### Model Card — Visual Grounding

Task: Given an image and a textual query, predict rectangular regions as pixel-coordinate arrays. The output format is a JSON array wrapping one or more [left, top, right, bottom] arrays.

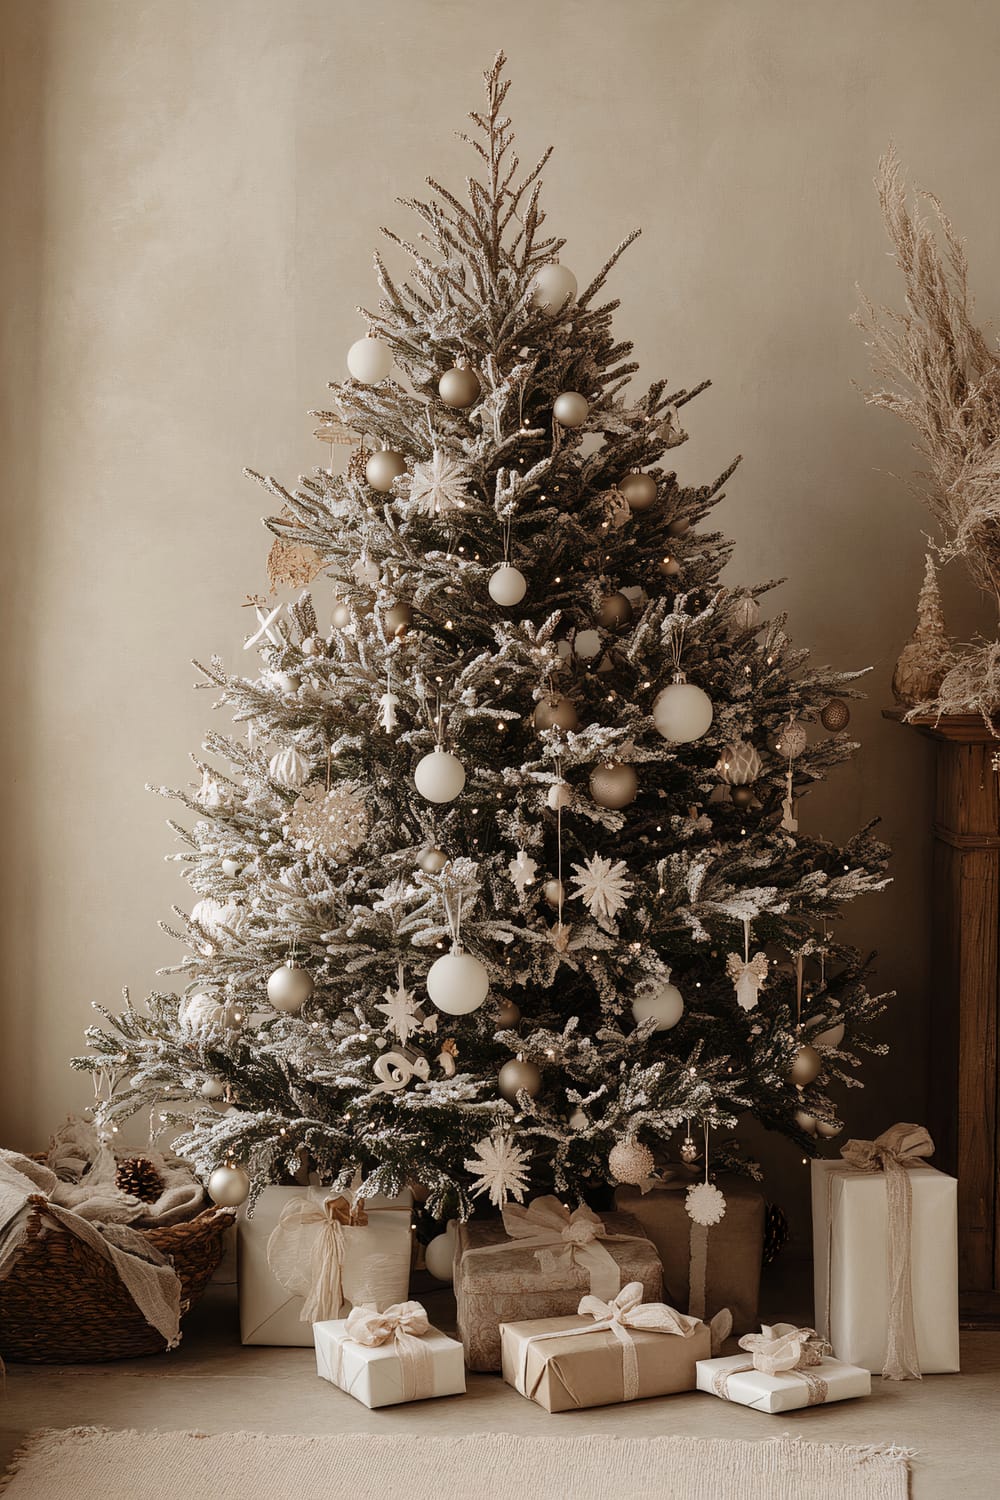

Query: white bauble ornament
[[553, 391, 589, 428], [221, 858, 243, 878], [200, 1076, 226, 1101], [417, 846, 448, 874], [191, 898, 246, 943], [631, 980, 684, 1031], [609, 1138, 655, 1185], [652, 679, 714, 742], [488, 564, 527, 606], [268, 746, 311, 788], [266, 961, 314, 1014], [530, 263, 577, 314], [574, 628, 602, 660], [207, 1163, 251, 1207], [414, 749, 466, 803], [568, 1107, 588, 1130], [814, 1016, 846, 1049], [365, 449, 407, 493], [347, 335, 392, 383], [426, 946, 489, 1015], [300, 636, 318, 655], [424, 1221, 458, 1282], [547, 780, 574, 811], [178, 991, 233, 1040]]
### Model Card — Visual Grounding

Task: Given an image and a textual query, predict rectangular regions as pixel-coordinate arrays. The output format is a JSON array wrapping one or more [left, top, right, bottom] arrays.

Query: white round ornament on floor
[[426, 946, 489, 1014], [267, 962, 314, 1014], [631, 980, 684, 1031], [553, 391, 589, 428], [424, 1221, 458, 1282], [652, 679, 714, 742], [414, 749, 466, 803], [531, 263, 577, 314], [208, 1163, 251, 1207], [488, 564, 527, 606], [347, 335, 392, 383]]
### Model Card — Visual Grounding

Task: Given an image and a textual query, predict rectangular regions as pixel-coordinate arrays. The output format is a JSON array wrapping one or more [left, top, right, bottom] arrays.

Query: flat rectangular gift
[[614, 1175, 764, 1331], [239, 1185, 412, 1347], [315, 1309, 465, 1409], [696, 1352, 871, 1413], [811, 1133, 960, 1375], [455, 1196, 661, 1372]]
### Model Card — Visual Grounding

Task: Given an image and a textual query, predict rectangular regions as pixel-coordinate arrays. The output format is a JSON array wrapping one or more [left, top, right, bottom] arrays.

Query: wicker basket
[[0, 1194, 235, 1362]]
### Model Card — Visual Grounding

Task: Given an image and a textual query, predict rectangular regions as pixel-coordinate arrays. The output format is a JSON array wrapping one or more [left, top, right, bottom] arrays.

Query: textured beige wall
[[2, 0, 996, 1230]]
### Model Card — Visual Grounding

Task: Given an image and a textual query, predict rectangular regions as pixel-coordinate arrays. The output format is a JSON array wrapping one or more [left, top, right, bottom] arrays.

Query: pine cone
[[763, 1201, 789, 1265], [115, 1155, 164, 1204]]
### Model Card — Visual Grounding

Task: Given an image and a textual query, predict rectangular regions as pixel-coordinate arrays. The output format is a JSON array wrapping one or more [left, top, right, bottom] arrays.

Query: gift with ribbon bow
[[500, 1282, 727, 1412], [456, 1195, 662, 1371], [314, 1299, 465, 1409], [695, 1322, 871, 1414], [237, 1184, 412, 1346], [811, 1123, 959, 1378]]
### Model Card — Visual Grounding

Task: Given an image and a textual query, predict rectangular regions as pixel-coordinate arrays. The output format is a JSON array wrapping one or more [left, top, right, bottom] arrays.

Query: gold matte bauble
[[619, 472, 658, 512], [597, 591, 633, 630], [533, 694, 579, 733], [384, 601, 412, 636], [668, 516, 690, 538], [496, 999, 521, 1027], [731, 785, 754, 808], [590, 761, 638, 809], [552, 391, 589, 428], [658, 553, 681, 577], [331, 602, 352, 629], [417, 846, 448, 874], [365, 449, 407, 493], [207, 1163, 251, 1207], [788, 1043, 823, 1087], [498, 1057, 542, 1102], [266, 962, 315, 1014], [793, 1109, 818, 1135], [542, 878, 565, 908], [438, 364, 481, 409], [821, 698, 851, 732]]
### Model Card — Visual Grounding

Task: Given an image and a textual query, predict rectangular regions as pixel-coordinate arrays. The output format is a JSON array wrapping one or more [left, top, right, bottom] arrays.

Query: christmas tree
[[75, 55, 890, 1220]]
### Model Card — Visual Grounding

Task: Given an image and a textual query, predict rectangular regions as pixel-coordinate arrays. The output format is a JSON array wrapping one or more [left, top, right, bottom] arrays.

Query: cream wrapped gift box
[[314, 1302, 465, 1409], [811, 1125, 959, 1377], [697, 1323, 870, 1413], [238, 1185, 412, 1347]]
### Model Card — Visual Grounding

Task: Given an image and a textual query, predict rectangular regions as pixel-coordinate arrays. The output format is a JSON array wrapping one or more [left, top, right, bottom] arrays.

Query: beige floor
[[1, 1269, 997, 1499]]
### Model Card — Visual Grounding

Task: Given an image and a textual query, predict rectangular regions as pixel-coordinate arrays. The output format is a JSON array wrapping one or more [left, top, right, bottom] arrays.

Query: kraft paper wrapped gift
[[811, 1124, 959, 1377], [615, 1174, 764, 1331], [500, 1282, 713, 1413], [238, 1185, 412, 1347], [314, 1300, 465, 1409], [456, 1196, 662, 1372]]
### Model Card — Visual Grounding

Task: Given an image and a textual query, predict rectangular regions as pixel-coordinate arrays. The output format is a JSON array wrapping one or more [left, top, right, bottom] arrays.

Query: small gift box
[[696, 1324, 871, 1413], [500, 1282, 715, 1413], [238, 1185, 412, 1346], [456, 1195, 662, 1372], [314, 1300, 466, 1409], [615, 1173, 764, 1331], [811, 1123, 959, 1377]]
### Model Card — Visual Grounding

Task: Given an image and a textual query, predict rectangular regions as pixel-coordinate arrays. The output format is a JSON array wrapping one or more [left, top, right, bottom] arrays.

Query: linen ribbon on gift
[[333, 1301, 435, 1403], [713, 1323, 831, 1406], [828, 1123, 935, 1381], [648, 1164, 715, 1319], [516, 1282, 702, 1404], [463, 1195, 649, 1302], [266, 1193, 369, 1323]]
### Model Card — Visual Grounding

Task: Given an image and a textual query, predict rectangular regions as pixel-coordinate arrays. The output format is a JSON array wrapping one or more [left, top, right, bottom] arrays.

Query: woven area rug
[[0, 1427, 911, 1499]]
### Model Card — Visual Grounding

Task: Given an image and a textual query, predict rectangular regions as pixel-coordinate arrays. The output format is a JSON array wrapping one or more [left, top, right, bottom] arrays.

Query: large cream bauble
[[619, 472, 658, 512], [530, 263, 577, 314], [207, 1164, 251, 1207], [347, 335, 392, 383], [438, 365, 481, 409], [426, 947, 489, 1015], [266, 962, 315, 1014], [652, 681, 714, 742], [414, 749, 466, 803], [574, 628, 602, 660], [424, 1221, 458, 1282], [788, 1043, 822, 1087], [488, 564, 527, 606], [498, 1057, 542, 1101], [631, 980, 684, 1031], [553, 391, 589, 428], [365, 449, 407, 493], [590, 761, 638, 809]]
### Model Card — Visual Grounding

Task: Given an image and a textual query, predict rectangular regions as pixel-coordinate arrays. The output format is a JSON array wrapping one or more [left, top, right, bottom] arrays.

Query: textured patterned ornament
[[821, 698, 851, 732], [589, 761, 638, 809], [178, 991, 238, 1041], [408, 450, 471, 516], [268, 746, 311, 788], [190, 898, 246, 943], [775, 718, 807, 758], [286, 780, 369, 860], [608, 1137, 655, 1185], [686, 1180, 727, 1227], [715, 740, 762, 785], [604, 486, 632, 529], [679, 1135, 699, 1165], [730, 595, 761, 633]]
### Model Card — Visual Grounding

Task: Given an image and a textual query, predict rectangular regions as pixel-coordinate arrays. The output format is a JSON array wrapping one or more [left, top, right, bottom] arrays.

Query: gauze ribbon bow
[[266, 1192, 367, 1324], [835, 1123, 934, 1381], [488, 1195, 640, 1302], [340, 1300, 434, 1403], [713, 1323, 831, 1407]]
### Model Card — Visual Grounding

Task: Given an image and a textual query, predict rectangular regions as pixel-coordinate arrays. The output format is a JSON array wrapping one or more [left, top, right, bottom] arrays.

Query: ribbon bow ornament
[[267, 1191, 374, 1324], [340, 1300, 434, 1403]]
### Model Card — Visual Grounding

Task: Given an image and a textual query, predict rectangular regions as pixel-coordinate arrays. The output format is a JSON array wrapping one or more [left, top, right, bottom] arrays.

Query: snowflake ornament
[[686, 1180, 727, 1227], [569, 854, 633, 925], [286, 780, 369, 861], [407, 450, 471, 517], [509, 849, 538, 898], [465, 1131, 532, 1208], [375, 970, 424, 1045]]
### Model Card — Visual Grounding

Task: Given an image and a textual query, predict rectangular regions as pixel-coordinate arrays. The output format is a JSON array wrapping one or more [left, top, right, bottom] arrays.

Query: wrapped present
[[455, 1195, 661, 1372], [615, 1172, 764, 1330], [315, 1300, 465, 1408], [500, 1281, 715, 1412], [811, 1123, 959, 1378], [697, 1323, 871, 1413], [238, 1185, 412, 1346]]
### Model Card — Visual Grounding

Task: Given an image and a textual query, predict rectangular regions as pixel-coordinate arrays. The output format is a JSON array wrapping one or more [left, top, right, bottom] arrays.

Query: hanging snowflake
[[464, 1131, 532, 1208], [508, 849, 538, 898], [286, 780, 369, 861], [407, 450, 471, 517], [725, 951, 769, 1011], [569, 854, 633, 925], [686, 1180, 727, 1227], [375, 970, 424, 1044]]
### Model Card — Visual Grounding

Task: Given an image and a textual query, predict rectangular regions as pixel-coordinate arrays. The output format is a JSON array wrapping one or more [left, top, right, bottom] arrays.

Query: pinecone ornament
[[763, 1201, 789, 1265], [115, 1155, 164, 1204], [892, 553, 953, 706]]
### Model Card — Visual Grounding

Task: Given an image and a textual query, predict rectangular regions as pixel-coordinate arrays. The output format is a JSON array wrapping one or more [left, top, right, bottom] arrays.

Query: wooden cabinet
[[889, 712, 1000, 1325]]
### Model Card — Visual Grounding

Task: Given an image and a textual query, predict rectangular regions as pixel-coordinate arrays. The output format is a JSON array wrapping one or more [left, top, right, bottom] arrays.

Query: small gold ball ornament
[[496, 999, 521, 1027], [821, 698, 851, 732], [384, 601, 412, 636], [658, 553, 681, 577], [589, 760, 638, 809], [788, 1042, 823, 1087], [498, 1057, 542, 1101], [417, 846, 448, 874], [597, 592, 633, 630], [619, 472, 658, 512], [668, 516, 690, 538], [552, 391, 589, 428], [365, 449, 407, 494], [438, 363, 481, 409], [533, 694, 579, 733]]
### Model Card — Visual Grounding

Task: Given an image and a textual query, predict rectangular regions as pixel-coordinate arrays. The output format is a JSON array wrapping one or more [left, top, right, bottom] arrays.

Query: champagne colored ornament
[[533, 694, 579, 732], [488, 564, 527, 606], [417, 846, 448, 874], [597, 591, 633, 630], [200, 1076, 226, 1101], [658, 553, 682, 577], [788, 1042, 822, 1087], [346, 334, 392, 383], [608, 1137, 655, 1185], [816, 1118, 842, 1139], [631, 979, 684, 1031], [498, 1056, 542, 1101], [774, 718, 807, 758], [731, 785, 754, 809], [589, 760, 638, 809], [573, 627, 602, 660], [814, 1015, 845, 1049], [716, 740, 762, 785], [331, 601, 352, 629], [553, 391, 589, 428], [652, 677, 714, 742], [668, 516, 691, 538], [414, 749, 466, 803], [569, 1106, 588, 1130], [300, 636, 318, 656], [496, 998, 521, 1027], [426, 945, 489, 1015], [365, 449, 407, 493], [438, 363, 481, 409], [821, 698, 851, 732], [547, 779, 573, 811], [267, 961, 315, 1014], [207, 1163, 251, 1207], [384, 601, 412, 636], [268, 746, 311, 788], [530, 262, 577, 314], [542, 878, 565, 908], [424, 1221, 458, 1281], [619, 472, 658, 512], [794, 1109, 818, 1135]]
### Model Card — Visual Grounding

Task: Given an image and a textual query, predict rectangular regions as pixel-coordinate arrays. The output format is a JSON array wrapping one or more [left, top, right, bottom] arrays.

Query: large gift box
[[697, 1326, 871, 1413], [315, 1300, 465, 1408], [615, 1174, 764, 1330], [811, 1124, 959, 1377], [455, 1195, 662, 1372], [500, 1282, 712, 1412], [238, 1185, 412, 1346]]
